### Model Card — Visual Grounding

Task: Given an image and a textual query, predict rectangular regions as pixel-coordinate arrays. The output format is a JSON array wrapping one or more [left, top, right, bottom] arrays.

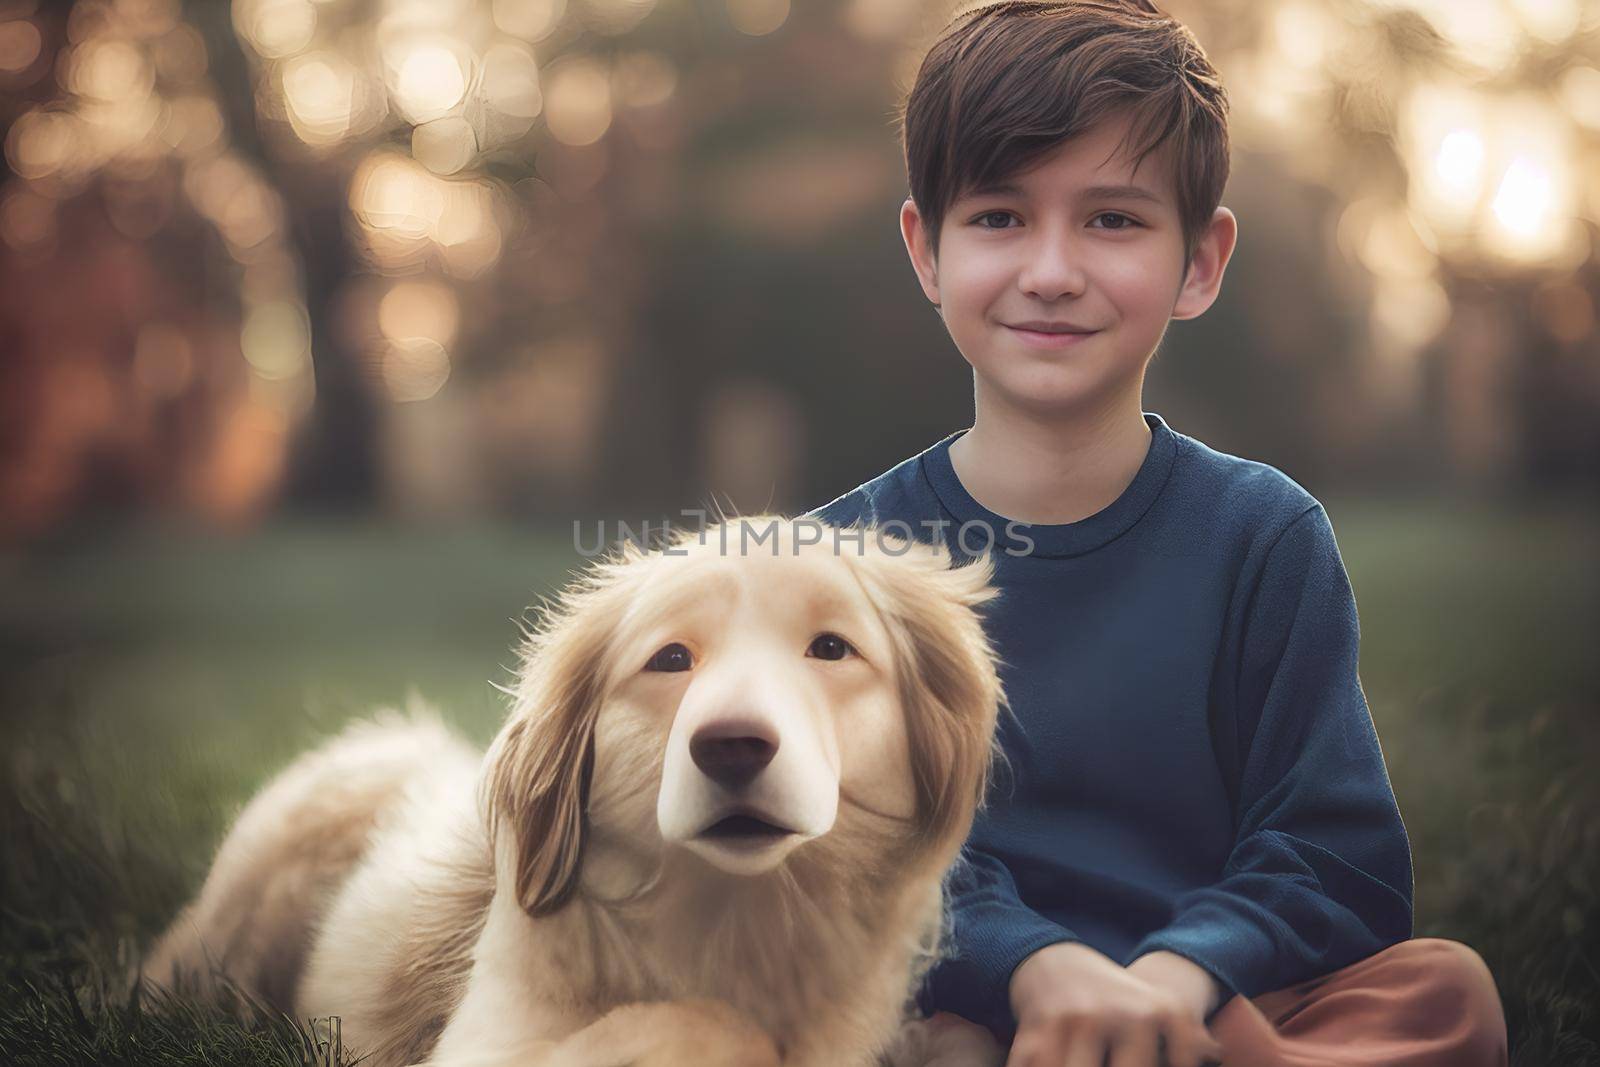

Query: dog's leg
[[880, 1014, 1006, 1067], [424, 997, 779, 1067], [542, 1000, 782, 1067], [424, 890, 594, 1067]]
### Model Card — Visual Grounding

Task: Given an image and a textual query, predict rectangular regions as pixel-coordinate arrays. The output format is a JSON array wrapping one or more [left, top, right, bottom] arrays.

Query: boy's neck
[[946, 393, 1153, 526]]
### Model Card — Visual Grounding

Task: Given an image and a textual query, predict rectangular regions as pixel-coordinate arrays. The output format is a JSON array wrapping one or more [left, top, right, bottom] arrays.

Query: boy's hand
[[1124, 951, 1226, 1023], [1006, 943, 1224, 1067]]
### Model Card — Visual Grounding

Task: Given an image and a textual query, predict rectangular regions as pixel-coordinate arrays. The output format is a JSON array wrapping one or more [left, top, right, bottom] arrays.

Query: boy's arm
[[1133, 503, 1414, 1004], [921, 847, 1080, 1038]]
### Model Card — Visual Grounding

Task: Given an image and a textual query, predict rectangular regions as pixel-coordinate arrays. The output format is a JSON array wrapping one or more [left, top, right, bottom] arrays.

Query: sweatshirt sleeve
[[1133, 504, 1414, 1005], [919, 847, 1080, 1039]]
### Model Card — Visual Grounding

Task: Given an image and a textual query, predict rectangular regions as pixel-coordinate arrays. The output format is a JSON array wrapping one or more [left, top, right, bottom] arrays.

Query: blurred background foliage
[[0, 0, 1597, 524], [1, 0, 1597, 1063]]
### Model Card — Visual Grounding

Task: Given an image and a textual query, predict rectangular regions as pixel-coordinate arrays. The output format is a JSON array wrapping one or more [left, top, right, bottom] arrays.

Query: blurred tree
[[1161, 0, 1600, 489], [1, 0, 1596, 538], [185, 0, 377, 506]]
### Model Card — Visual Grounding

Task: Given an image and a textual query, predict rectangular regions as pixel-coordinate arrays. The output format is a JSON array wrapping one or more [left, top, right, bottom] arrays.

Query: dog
[[141, 516, 1006, 1066]]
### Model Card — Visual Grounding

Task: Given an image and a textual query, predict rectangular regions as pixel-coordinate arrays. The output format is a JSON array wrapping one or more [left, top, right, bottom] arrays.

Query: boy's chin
[[969, 362, 1118, 415]]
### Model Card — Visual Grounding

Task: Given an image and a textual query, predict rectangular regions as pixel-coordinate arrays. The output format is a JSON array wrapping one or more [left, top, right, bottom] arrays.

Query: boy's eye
[[1092, 212, 1138, 230], [973, 210, 1018, 229]]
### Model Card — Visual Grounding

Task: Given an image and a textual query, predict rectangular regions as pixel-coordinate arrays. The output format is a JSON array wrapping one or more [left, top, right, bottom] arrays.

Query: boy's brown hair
[[900, 0, 1230, 265]]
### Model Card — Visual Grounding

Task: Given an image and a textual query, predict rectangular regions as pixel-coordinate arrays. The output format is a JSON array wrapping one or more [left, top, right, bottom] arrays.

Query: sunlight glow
[[1371, 0, 1521, 72], [391, 42, 467, 124], [1435, 130, 1486, 202], [1505, 0, 1581, 43], [1403, 85, 1488, 229], [1491, 156, 1553, 237]]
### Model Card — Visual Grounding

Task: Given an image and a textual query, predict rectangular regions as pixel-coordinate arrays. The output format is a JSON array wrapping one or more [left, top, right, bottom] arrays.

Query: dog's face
[[485, 517, 1002, 913], [605, 530, 922, 877]]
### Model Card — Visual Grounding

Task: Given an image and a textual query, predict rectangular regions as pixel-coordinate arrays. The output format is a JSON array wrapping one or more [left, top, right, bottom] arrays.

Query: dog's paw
[[880, 1013, 1005, 1067], [546, 998, 781, 1067]]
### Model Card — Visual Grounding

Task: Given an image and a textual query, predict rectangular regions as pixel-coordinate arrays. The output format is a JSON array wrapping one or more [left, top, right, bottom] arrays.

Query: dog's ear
[[849, 530, 1005, 853], [483, 553, 646, 917]]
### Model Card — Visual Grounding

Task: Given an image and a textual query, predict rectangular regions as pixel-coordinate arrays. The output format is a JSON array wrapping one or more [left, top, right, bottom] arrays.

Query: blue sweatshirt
[[805, 412, 1412, 1040]]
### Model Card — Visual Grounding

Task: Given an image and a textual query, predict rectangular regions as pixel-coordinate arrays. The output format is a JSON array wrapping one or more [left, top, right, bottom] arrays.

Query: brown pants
[[1208, 938, 1507, 1067]]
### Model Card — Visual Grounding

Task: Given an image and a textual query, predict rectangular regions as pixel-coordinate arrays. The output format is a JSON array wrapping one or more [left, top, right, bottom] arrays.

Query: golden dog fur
[[142, 517, 1004, 1066]]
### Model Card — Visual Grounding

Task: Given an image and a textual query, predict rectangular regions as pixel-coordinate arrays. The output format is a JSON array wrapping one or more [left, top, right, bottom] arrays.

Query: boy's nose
[[1018, 234, 1087, 300]]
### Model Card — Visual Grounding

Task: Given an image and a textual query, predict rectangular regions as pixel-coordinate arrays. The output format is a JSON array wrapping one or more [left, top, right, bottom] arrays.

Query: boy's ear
[[1172, 206, 1238, 321], [899, 197, 943, 308]]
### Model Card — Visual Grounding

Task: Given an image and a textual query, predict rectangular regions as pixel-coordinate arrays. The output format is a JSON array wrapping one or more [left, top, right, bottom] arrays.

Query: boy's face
[[900, 111, 1236, 420]]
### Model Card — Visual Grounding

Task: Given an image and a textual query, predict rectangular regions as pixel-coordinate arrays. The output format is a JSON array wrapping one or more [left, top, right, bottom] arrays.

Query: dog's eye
[[645, 643, 694, 672], [807, 633, 855, 661]]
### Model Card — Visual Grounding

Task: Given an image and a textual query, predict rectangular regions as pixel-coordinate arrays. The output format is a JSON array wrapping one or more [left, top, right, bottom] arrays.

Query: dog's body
[[143, 518, 1005, 1067]]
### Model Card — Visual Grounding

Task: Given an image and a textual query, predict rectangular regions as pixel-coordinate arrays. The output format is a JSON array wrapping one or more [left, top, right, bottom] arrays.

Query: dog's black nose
[[690, 720, 778, 788]]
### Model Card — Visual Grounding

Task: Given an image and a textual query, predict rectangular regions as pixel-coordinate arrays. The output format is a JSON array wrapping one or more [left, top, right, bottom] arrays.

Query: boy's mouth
[[1007, 318, 1097, 333], [1004, 323, 1100, 348]]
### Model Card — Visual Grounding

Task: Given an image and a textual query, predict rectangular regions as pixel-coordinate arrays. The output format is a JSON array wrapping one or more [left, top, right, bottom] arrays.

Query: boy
[[806, 3, 1507, 1065]]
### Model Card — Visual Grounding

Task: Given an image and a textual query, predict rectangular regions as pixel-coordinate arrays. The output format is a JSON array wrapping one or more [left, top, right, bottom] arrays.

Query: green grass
[[1325, 496, 1600, 1065], [1, 502, 1596, 1065]]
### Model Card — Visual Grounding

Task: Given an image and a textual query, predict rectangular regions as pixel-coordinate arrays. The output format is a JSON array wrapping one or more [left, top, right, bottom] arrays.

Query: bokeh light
[[349, 150, 504, 277], [493, 0, 566, 42], [480, 43, 542, 143], [282, 51, 360, 146], [241, 300, 312, 381], [412, 116, 477, 175], [0, 17, 43, 75], [727, 0, 789, 36], [382, 335, 451, 402], [844, 0, 923, 41], [378, 277, 460, 348], [389, 41, 468, 124], [611, 50, 676, 108], [235, 0, 317, 60], [5, 110, 81, 182], [1561, 66, 1600, 131], [543, 55, 612, 145], [580, 0, 656, 36]]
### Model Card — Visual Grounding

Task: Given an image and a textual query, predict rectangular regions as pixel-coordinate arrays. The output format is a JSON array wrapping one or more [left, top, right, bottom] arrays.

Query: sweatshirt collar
[[920, 411, 1180, 559]]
